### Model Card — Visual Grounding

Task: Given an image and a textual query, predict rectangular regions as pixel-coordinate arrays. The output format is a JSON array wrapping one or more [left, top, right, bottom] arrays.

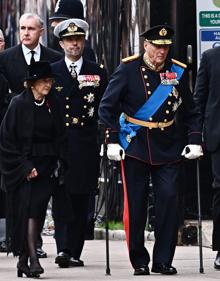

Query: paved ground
[[0, 235, 219, 281]]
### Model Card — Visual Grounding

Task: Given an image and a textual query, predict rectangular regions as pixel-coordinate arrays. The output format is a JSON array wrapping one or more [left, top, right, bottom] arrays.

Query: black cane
[[196, 159, 204, 273], [103, 141, 111, 275]]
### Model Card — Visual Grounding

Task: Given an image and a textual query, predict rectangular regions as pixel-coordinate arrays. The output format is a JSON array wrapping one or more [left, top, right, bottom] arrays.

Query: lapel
[[13, 45, 28, 71], [40, 44, 47, 60]]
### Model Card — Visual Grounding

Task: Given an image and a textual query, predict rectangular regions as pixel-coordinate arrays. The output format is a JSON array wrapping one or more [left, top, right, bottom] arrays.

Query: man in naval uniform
[[98, 25, 203, 275], [51, 18, 107, 268]]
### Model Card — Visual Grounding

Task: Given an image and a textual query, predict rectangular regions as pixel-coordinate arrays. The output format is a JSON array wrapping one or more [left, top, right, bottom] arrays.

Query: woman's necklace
[[34, 97, 45, 107]]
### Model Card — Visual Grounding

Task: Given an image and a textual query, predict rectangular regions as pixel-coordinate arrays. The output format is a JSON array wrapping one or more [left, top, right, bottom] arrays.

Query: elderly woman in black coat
[[0, 61, 66, 278]]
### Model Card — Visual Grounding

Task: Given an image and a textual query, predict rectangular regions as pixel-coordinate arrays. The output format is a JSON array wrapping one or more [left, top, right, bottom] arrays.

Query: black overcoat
[[0, 89, 66, 191], [0, 44, 62, 95], [0, 73, 9, 218], [194, 46, 220, 152]]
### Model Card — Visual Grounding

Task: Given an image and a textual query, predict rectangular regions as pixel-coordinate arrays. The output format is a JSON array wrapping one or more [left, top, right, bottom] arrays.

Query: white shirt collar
[[22, 44, 41, 64], [65, 56, 83, 75]]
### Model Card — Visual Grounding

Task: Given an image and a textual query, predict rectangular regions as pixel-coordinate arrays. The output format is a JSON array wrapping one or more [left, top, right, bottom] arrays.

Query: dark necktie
[[30, 50, 35, 64], [69, 63, 77, 79]]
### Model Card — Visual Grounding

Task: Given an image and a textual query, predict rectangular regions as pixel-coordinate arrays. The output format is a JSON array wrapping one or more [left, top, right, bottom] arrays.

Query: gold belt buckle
[[71, 117, 79, 124], [157, 122, 164, 128]]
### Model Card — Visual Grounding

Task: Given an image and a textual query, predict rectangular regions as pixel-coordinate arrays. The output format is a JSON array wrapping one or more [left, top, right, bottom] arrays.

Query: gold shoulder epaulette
[[171, 58, 187, 69], [122, 54, 140, 63]]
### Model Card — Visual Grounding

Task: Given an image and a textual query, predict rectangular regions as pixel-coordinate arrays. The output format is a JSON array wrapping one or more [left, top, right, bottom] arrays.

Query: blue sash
[[119, 63, 184, 150]]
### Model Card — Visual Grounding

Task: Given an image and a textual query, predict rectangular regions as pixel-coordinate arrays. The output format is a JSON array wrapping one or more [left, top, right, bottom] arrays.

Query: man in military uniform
[[99, 25, 203, 275], [51, 18, 107, 268]]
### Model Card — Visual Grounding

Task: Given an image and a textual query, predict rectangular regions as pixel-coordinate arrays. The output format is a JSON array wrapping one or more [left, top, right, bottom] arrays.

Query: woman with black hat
[[0, 61, 67, 278]]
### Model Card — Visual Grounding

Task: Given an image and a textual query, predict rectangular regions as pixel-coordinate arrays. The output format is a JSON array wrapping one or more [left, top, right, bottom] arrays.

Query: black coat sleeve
[[0, 98, 34, 190]]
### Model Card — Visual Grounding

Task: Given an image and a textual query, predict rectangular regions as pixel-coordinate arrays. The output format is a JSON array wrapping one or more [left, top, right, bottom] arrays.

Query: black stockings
[[27, 218, 38, 259]]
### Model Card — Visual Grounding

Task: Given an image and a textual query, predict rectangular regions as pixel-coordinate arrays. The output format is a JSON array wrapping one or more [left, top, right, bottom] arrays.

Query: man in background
[[49, 0, 96, 62], [0, 28, 8, 253], [193, 45, 220, 270], [0, 13, 62, 96], [0, 29, 5, 51]]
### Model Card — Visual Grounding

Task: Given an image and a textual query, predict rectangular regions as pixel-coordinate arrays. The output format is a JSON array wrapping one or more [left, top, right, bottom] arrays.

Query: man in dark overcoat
[[99, 25, 203, 275], [0, 73, 9, 252], [0, 13, 62, 96], [194, 46, 220, 270], [51, 18, 107, 267]]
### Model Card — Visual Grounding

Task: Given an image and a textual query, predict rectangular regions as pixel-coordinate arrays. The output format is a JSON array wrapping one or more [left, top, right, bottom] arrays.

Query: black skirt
[[6, 175, 58, 255]]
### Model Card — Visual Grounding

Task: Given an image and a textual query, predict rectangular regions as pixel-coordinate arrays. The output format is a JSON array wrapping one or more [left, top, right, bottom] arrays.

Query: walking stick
[[103, 141, 111, 275], [196, 159, 204, 273]]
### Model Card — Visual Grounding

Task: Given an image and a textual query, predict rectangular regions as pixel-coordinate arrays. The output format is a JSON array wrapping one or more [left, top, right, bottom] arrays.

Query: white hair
[[19, 13, 44, 28]]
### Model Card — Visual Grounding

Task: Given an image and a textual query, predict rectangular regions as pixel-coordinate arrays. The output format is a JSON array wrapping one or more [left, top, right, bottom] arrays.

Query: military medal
[[78, 75, 100, 89], [55, 86, 63, 92], [160, 71, 179, 85]]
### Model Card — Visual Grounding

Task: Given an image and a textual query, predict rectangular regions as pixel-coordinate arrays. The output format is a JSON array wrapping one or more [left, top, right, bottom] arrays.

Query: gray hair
[[0, 29, 4, 40], [19, 13, 44, 28]]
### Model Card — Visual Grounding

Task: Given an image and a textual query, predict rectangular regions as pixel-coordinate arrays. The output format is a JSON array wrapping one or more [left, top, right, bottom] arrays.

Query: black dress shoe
[[151, 263, 177, 275], [55, 252, 70, 268], [17, 254, 31, 277], [214, 252, 220, 270], [134, 266, 150, 275], [29, 257, 44, 276], [36, 247, 47, 258], [69, 257, 84, 267]]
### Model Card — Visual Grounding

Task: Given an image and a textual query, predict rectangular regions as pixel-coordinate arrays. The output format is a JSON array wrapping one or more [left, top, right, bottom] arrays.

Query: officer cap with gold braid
[[140, 25, 174, 45], [54, 18, 89, 39]]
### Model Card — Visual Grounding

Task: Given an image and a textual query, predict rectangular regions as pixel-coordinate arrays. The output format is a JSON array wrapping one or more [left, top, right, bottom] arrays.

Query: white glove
[[107, 143, 125, 161], [181, 144, 203, 160]]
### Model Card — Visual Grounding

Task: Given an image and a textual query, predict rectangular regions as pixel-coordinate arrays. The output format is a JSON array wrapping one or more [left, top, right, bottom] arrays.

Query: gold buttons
[[66, 105, 70, 109], [168, 101, 171, 105], [65, 97, 69, 100], [166, 110, 169, 114], [83, 105, 87, 109], [169, 93, 172, 97], [65, 114, 69, 118], [72, 118, 78, 124], [144, 75, 148, 79], [149, 117, 153, 121], [146, 83, 150, 86], [142, 67, 146, 71], [164, 119, 167, 122], [148, 91, 151, 95], [81, 122, 84, 126], [82, 115, 85, 118], [65, 122, 70, 127]]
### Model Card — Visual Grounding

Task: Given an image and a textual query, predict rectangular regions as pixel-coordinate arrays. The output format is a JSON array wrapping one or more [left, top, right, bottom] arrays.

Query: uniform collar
[[143, 53, 165, 72], [65, 56, 83, 75]]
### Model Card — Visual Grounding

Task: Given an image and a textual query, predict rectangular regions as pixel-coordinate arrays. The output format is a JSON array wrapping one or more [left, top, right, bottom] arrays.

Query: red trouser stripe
[[121, 160, 130, 248]]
